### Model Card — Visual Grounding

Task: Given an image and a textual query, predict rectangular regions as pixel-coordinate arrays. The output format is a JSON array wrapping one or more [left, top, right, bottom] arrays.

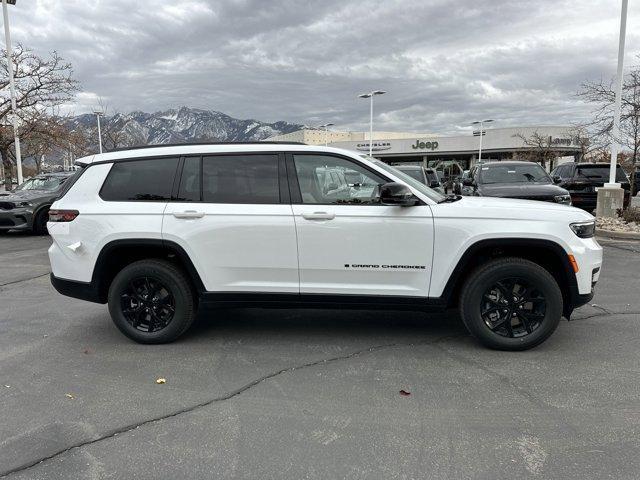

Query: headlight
[[570, 221, 595, 238], [16, 201, 32, 208], [554, 194, 572, 205]]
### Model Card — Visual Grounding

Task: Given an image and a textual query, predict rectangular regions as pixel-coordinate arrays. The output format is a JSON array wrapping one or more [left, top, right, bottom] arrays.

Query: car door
[[288, 152, 434, 297], [162, 153, 299, 293]]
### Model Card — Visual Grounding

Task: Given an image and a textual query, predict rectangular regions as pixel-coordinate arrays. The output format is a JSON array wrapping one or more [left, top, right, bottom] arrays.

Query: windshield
[[576, 165, 628, 182], [396, 168, 426, 184], [15, 176, 66, 191], [372, 160, 445, 202], [479, 163, 551, 185]]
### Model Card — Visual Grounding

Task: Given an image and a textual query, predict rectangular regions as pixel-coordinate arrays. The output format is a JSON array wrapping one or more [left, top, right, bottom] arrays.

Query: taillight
[[48, 209, 79, 222]]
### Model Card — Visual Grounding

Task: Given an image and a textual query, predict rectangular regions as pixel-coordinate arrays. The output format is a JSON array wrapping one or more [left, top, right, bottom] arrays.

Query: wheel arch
[[92, 239, 205, 303], [440, 238, 578, 318]]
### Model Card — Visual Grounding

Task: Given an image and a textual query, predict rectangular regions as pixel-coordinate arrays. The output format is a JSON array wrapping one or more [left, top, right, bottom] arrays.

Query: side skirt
[[200, 292, 447, 312]]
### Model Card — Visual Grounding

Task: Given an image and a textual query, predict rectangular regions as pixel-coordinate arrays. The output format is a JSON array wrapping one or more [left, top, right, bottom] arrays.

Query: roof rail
[[107, 141, 306, 153]]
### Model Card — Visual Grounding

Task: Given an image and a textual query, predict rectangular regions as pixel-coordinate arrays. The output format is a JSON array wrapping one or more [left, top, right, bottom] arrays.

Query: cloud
[[6, 0, 640, 134]]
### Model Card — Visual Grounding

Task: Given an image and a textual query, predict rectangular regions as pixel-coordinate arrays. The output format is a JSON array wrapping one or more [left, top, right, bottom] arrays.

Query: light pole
[[94, 111, 104, 154], [358, 90, 386, 157], [2, 0, 23, 185], [471, 119, 494, 164], [596, 0, 627, 217], [608, 0, 628, 186], [319, 123, 334, 146]]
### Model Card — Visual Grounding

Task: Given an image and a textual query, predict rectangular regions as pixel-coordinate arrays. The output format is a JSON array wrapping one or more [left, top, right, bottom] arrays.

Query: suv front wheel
[[108, 259, 196, 344], [460, 257, 563, 351]]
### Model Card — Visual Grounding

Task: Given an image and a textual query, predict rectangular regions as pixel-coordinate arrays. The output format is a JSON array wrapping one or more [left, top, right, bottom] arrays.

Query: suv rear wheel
[[108, 259, 196, 344], [459, 257, 563, 351]]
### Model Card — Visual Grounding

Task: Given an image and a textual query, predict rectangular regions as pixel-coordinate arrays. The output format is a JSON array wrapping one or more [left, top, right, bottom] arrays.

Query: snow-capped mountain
[[69, 106, 303, 148]]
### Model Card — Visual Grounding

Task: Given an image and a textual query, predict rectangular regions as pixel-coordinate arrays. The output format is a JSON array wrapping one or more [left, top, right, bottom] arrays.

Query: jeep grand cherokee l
[[48, 143, 602, 350]]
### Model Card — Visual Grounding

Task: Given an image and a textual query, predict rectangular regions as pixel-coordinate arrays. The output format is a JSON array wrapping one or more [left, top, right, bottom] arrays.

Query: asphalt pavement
[[0, 232, 639, 479]]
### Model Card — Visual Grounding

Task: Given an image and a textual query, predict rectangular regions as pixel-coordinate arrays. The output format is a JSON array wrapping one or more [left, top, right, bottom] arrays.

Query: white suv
[[48, 143, 602, 350]]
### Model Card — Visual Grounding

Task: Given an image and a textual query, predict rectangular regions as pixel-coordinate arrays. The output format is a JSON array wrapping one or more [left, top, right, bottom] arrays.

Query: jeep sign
[[411, 139, 439, 150]]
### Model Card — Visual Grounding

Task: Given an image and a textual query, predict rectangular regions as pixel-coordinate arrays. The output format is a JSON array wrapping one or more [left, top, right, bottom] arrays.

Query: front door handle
[[302, 211, 335, 220], [173, 210, 205, 219]]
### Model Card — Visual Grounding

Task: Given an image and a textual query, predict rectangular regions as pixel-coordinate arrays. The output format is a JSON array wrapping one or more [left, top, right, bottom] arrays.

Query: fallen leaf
[[156, 378, 166, 384], [65, 393, 75, 399], [399, 389, 411, 396], [83, 348, 91, 354]]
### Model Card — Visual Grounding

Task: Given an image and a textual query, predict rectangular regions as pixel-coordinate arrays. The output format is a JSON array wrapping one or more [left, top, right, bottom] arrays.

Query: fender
[[439, 238, 579, 317], [91, 238, 206, 302]]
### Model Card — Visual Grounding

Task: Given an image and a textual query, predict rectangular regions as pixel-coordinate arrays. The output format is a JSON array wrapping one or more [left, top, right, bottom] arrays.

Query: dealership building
[[267, 126, 585, 171]]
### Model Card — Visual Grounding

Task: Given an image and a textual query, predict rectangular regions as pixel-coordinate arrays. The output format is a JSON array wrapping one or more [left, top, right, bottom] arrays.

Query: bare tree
[[578, 58, 640, 190], [513, 131, 560, 170], [0, 45, 79, 188]]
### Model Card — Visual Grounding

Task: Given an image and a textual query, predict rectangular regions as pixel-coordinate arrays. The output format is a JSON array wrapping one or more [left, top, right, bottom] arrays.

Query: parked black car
[[394, 165, 445, 193], [0, 171, 75, 234], [461, 161, 572, 204], [550, 162, 631, 211]]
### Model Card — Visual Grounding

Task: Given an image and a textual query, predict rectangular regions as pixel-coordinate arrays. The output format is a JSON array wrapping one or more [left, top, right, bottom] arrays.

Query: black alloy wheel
[[460, 257, 562, 351], [120, 276, 176, 333], [108, 259, 195, 344], [480, 278, 545, 338]]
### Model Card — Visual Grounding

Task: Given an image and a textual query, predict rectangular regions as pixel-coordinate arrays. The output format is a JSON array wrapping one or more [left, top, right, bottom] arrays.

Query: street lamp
[[596, 0, 627, 218], [2, 0, 23, 185], [93, 111, 104, 154], [318, 123, 334, 146], [471, 119, 494, 163], [358, 90, 386, 157], [608, 0, 628, 187]]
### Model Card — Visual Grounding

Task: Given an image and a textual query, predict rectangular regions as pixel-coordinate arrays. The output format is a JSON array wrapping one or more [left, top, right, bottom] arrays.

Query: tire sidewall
[[108, 262, 193, 344], [461, 261, 563, 350], [33, 208, 49, 235]]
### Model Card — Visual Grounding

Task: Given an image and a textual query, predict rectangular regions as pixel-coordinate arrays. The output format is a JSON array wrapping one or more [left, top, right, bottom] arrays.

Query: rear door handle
[[173, 210, 205, 219], [302, 211, 335, 220]]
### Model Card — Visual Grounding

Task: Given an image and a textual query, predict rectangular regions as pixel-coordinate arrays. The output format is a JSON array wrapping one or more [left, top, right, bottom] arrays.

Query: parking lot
[[0, 233, 639, 479]]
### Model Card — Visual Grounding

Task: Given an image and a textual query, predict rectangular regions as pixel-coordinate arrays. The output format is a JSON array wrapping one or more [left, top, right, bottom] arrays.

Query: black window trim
[[285, 151, 396, 206]]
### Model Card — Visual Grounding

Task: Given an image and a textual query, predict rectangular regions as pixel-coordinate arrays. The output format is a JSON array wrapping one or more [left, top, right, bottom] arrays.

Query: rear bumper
[[50, 273, 105, 304]]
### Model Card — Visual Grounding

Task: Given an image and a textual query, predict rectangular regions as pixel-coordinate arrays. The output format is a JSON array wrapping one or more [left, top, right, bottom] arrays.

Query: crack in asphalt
[[0, 333, 465, 478], [571, 310, 640, 321], [598, 241, 640, 254], [0, 272, 50, 288]]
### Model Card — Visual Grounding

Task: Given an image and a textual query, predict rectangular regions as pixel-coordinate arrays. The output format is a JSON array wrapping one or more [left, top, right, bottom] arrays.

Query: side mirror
[[462, 178, 474, 187], [552, 175, 562, 184], [429, 180, 440, 188], [378, 182, 418, 206]]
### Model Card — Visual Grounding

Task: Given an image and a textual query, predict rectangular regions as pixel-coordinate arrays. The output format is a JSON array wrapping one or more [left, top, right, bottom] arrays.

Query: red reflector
[[48, 209, 79, 222]]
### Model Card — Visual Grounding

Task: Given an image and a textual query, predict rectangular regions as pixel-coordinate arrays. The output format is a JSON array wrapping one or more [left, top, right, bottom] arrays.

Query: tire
[[459, 257, 563, 351], [108, 259, 196, 344], [33, 208, 50, 235]]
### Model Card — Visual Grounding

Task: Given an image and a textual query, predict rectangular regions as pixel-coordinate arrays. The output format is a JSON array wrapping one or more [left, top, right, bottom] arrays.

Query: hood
[[432, 195, 593, 223], [0, 189, 56, 202], [477, 183, 569, 198]]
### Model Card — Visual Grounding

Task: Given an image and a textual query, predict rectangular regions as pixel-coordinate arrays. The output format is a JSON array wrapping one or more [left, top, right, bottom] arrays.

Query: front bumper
[[0, 208, 33, 231]]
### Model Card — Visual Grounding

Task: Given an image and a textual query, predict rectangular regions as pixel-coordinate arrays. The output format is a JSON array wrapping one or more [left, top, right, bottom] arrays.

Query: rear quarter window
[[100, 157, 179, 201]]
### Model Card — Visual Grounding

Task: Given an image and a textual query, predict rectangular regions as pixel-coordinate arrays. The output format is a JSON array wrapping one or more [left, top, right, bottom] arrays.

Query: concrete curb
[[595, 228, 640, 241]]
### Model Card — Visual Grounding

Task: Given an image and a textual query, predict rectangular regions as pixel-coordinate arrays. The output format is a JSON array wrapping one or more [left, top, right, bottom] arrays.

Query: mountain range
[[69, 106, 304, 148]]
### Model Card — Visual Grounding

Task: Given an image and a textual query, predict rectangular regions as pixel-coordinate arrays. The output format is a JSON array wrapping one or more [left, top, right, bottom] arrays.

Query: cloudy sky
[[7, 0, 640, 134]]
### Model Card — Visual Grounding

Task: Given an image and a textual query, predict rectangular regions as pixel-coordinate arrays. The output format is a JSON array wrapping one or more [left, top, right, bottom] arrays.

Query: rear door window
[[100, 157, 179, 201], [202, 154, 280, 204]]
